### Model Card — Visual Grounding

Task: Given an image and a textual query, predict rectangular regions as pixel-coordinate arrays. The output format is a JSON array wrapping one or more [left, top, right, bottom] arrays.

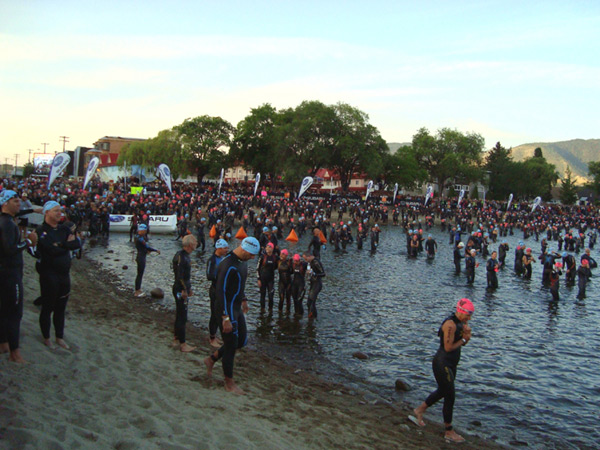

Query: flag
[[48, 152, 71, 189], [393, 183, 398, 205], [457, 188, 465, 208], [83, 156, 99, 190], [157, 163, 172, 193], [424, 185, 434, 206], [365, 180, 374, 201], [253, 173, 261, 197], [218, 168, 224, 194], [532, 196, 542, 212], [507, 193, 514, 211], [298, 176, 313, 198]]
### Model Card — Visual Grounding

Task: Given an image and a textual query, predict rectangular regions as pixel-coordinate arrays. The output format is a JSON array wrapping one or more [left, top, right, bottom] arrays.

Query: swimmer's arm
[[442, 321, 467, 352]]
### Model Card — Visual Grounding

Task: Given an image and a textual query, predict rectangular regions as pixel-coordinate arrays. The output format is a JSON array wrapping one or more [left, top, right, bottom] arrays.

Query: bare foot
[[224, 377, 245, 395], [8, 349, 26, 364], [204, 356, 215, 377], [180, 343, 196, 353], [172, 338, 180, 348], [0, 342, 9, 354], [444, 430, 465, 443], [44, 339, 55, 350], [133, 290, 144, 298], [209, 338, 222, 348], [56, 339, 70, 350]]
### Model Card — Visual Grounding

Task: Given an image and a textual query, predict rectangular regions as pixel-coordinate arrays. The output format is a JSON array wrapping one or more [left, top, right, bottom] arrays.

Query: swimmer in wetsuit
[[204, 237, 260, 395], [206, 239, 229, 347], [133, 224, 160, 297], [172, 234, 197, 352], [257, 242, 277, 313], [411, 298, 474, 443]]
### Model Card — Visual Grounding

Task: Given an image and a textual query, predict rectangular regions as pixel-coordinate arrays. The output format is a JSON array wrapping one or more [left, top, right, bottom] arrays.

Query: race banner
[[392, 183, 398, 205], [532, 196, 542, 212], [130, 186, 143, 195], [48, 152, 71, 189], [507, 193, 514, 211], [218, 168, 224, 194], [109, 214, 177, 234], [457, 188, 465, 208], [82, 156, 99, 190], [157, 163, 172, 194], [253, 173, 261, 197], [365, 180, 374, 201], [298, 176, 314, 199], [424, 185, 434, 206]]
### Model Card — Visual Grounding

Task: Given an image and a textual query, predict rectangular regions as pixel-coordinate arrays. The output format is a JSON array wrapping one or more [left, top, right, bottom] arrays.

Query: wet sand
[[0, 256, 507, 449]]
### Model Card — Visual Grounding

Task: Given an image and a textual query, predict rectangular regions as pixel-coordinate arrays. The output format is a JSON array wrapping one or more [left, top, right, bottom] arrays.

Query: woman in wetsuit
[[410, 298, 474, 443]]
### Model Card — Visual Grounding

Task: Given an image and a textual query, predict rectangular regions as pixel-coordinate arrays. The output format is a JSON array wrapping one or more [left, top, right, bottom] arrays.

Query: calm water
[[87, 226, 600, 449]]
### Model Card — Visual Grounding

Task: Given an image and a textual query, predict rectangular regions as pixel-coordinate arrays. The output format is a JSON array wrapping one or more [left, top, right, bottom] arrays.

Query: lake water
[[86, 225, 600, 449]]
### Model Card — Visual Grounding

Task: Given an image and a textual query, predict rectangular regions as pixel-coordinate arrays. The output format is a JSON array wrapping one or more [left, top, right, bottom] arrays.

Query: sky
[[1, 0, 599, 164]]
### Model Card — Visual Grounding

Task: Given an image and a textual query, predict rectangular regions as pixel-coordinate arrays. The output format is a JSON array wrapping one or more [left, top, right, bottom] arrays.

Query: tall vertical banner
[[507, 193, 514, 211], [83, 156, 100, 190], [253, 173, 261, 197], [531, 196, 542, 212], [157, 163, 173, 194], [424, 185, 434, 206], [457, 188, 465, 208], [218, 168, 224, 194], [392, 183, 399, 205], [482, 189, 486, 207], [298, 176, 313, 199], [47, 152, 71, 189], [365, 180, 374, 201]]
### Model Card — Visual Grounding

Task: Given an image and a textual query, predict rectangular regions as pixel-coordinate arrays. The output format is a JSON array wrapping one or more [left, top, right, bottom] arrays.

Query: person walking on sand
[[409, 298, 474, 443], [204, 237, 260, 395], [206, 238, 229, 347], [133, 224, 160, 297], [35, 201, 81, 350], [172, 234, 197, 352], [0, 190, 38, 363]]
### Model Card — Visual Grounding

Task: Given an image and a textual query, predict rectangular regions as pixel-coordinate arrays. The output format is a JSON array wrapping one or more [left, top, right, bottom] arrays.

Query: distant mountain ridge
[[509, 139, 600, 184]]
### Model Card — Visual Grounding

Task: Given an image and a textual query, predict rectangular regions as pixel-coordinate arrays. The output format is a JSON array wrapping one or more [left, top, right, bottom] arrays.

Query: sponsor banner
[[157, 163, 172, 193], [130, 186, 143, 195], [253, 173, 261, 197], [298, 176, 314, 198], [83, 157, 100, 190], [109, 214, 177, 234], [48, 152, 71, 189]]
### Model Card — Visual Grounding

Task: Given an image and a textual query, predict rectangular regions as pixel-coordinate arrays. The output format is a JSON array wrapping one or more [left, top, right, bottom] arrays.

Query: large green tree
[[588, 161, 600, 197], [559, 165, 578, 205], [485, 142, 514, 200], [412, 127, 484, 196], [381, 146, 427, 190], [517, 155, 559, 200], [177, 115, 235, 183], [230, 104, 279, 183]]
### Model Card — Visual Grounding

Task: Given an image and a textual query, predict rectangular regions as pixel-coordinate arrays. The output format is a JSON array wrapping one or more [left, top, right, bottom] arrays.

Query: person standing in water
[[409, 298, 474, 443]]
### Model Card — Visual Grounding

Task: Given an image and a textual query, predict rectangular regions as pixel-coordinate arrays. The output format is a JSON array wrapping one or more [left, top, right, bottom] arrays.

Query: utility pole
[[41, 142, 49, 153], [4, 157, 8, 177], [28, 149, 33, 163], [59, 136, 69, 152], [14, 154, 19, 176]]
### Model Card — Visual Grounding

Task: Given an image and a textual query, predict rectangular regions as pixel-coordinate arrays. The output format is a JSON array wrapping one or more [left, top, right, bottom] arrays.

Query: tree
[[326, 102, 389, 192], [381, 146, 427, 190], [412, 127, 484, 196], [22, 162, 35, 178], [484, 142, 514, 200], [534, 147, 543, 158], [588, 161, 600, 196], [177, 116, 235, 183], [230, 104, 280, 184], [518, 156, 559, 200], [559, 166, 578, 205]]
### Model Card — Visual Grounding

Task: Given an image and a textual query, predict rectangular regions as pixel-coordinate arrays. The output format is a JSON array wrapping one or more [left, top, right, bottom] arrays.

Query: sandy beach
[[0, 256, 507, 450]]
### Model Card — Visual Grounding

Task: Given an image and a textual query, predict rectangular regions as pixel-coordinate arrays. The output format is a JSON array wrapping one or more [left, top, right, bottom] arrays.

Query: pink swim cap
[[266, 242, 274, 248], [280, 249, 289, 257], [293, 254, 300, 261], [555, 262, 563, 269], [456, 298, 474, 315]]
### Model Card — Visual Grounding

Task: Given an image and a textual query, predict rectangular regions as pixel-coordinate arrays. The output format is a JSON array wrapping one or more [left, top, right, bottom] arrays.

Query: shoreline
[[0, 255, 508, 449]]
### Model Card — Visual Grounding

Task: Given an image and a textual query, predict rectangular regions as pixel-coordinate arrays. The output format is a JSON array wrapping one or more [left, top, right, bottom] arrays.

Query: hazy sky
[[1, 0, 599, 164]]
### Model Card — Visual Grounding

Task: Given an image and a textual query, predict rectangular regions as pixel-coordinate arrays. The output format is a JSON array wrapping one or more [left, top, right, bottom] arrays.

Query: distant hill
[[387, 142, 411, 153], [510, 139, 600, 184]]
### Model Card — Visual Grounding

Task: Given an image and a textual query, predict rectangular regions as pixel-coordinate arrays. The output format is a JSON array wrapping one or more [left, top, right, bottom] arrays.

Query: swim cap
[[280, 249, 289, 257], [42, 200, 61, 214], [458, 242, 465, 248], [272, 226, 278, 231], [581, 259, 589, 266], [562, 252, 567, 258], [263, 226, 269, 232], [266, 242, 274, 249], [215, 239, 229, 249], [456, 298, 474, 315], [241, 237, 260, 255], [470, 249, 476, 255], [0, 190, 18, 206], [526, 248, 532, 253], [555, 262, 563, 269], [138, 224, 148, 231], [226, 232, 231, 238]]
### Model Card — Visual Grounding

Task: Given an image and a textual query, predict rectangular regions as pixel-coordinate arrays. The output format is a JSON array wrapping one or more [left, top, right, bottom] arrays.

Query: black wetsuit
[[563, 255, 576, 285], [465, 255, 476, 284], [523, 253, 534, 279], [514, 247, 524, 275], [486, 257, 499, 289], [308, 234, 322, 259], [35, 222, 81, 340], [576, 266, 591, 299], [291, 261, 307, 315], [135, 234, 157, 291], [453, 247, 464, 274], [206, 251, 225, 340], [425, 238, 437, 259], [257, 252, 277, 311], [212, 251, 249, 379], [172, 249, 192, 344], [197, 222, 206, 252], [277, 258, 292, 312], [425, 314, 466, 425], [307, 258, 325, 318], [0, 213, 30, 351]]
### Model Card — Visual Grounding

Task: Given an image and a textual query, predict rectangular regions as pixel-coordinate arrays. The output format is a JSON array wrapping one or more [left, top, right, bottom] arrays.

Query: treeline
[[118, 100, 565, 200]]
